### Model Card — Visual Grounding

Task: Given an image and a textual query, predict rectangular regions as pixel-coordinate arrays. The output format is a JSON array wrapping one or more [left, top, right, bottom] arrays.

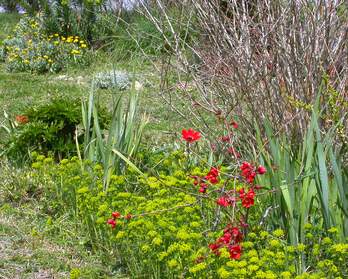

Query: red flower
[[247, 188, 255, 199], [15, 115, 29, 124], [107, 218, 116, 229], [217, 196, 229, 207], [223, 225, 243, 243], [240, 162, 257, 183], [240, 188, 255, 208], [230, 121, 238, 129], [240, 162, 252, 171], [209, 243, 221, 255], [112, 211, 121, 219], [209, 225, 244, 259], [199, 184, 207, 193], [208, 175, 218, 184], [229, 244, 242, 259], [205, 167, 219, 184], [220, 135, 230, 142], [218, 232, 232, 244], [246, 172, 256, 183], [257, 165, 267, 175], [125, 213, 132, 220], [182, 128, 201, 143], [193, 177, 199, 186], [208, 167, 219, 177]]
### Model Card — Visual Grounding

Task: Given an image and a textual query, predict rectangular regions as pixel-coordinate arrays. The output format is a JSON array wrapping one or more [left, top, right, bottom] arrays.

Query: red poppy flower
[[229, 244, 242, 259], [246, 172, 256, 183], [205, 176, 219, 184], [222, 225, 243, 243], [182, 128, 201, 143]]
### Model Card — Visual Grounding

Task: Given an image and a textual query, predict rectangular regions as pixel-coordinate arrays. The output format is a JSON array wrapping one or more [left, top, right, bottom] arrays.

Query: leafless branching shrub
[[140, 0, 348, 145]]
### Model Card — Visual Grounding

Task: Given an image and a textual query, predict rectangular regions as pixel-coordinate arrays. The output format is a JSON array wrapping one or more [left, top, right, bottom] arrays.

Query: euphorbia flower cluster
[[209, 225, 243, 259], [192, 167, 219, 193]]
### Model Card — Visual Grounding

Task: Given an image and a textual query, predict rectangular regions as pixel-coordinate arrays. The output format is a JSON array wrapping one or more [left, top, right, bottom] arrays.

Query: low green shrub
[[1, 94, 112, 163], [1, 96, 81, 161]]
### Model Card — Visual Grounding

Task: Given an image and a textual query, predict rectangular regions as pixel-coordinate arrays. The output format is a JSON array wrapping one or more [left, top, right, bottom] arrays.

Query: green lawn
[[0, 203, 119, 278]]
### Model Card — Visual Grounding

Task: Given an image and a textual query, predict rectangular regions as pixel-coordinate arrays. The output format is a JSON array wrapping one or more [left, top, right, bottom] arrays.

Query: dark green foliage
[[2, 96, 111, 163], [3, 97, 82, 161]]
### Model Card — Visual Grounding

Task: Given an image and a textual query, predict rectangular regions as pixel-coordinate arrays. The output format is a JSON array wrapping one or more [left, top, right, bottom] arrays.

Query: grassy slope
[[0, 12, 182, 278], [0, 203, 121, 278]]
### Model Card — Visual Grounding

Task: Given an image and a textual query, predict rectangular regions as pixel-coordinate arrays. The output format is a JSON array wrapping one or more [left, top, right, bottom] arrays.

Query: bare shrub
[[139, 0, 348, 145]]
